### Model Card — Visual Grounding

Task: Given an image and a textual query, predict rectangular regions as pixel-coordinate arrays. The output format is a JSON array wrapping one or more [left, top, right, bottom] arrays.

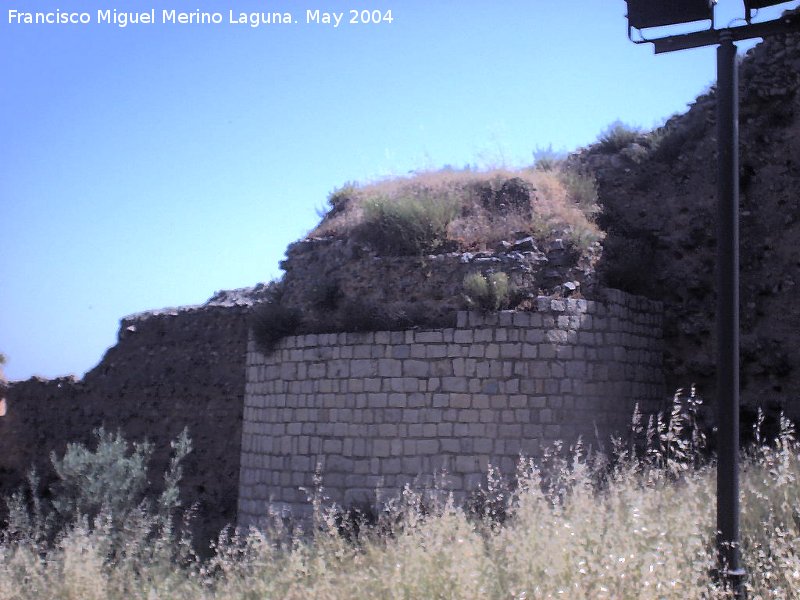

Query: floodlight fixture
[[744, 0, 793, 22], [626, 0, 715, 31]]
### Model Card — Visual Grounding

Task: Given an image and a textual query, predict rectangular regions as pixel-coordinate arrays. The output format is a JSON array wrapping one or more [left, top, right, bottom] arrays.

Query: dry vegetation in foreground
[[311, 166, 603, 256], [2, 397, 799, 599]]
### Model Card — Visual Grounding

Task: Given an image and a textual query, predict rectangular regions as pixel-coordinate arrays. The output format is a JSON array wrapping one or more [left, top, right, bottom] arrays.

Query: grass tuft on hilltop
[[311, 166, 603, 256]]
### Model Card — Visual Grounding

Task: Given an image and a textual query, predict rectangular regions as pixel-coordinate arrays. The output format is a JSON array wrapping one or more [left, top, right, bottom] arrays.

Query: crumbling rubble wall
[[278, 234, 596, 327], [0, 302, 253, 547], [575, 27, 800, 421]]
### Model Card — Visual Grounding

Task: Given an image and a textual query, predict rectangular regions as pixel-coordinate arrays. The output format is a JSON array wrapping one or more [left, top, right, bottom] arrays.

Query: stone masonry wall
[[238, 289, 665, 527]]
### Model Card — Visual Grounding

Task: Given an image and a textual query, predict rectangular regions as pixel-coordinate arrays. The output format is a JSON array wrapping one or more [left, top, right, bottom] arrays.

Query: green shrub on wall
[[463, 271, 512, 312], [353, 194, 460, 256]]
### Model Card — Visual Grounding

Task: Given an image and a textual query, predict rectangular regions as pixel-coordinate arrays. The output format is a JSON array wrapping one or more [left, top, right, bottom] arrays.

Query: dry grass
[[312, 167, 603, 255], [2, 401, 799, 599]]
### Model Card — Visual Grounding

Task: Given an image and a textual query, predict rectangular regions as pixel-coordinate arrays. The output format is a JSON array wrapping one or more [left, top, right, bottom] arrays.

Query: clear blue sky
[[1, 0, 796, 381]]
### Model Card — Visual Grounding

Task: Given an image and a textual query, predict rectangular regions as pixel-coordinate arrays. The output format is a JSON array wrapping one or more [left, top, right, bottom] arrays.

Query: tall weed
[[2, 399, 799, 598]]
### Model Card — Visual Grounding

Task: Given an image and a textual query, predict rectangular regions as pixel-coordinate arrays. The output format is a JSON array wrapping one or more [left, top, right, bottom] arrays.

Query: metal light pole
[[625, 2, 800, 597], [715, 30, 746, 596]]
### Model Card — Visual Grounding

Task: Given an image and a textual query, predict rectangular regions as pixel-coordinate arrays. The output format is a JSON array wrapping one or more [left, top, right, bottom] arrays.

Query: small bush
[[50, 430, 154, 526], [325, 182, 358, 217], [353, 194, 460, 256], [650, 126, 690, 163], [597, 120, 641, 153], [647, 109, 710, 164], [489, 273, 511, 309], [3, 428, 191, 557], [557, 168, 599, 214], [463, 271, 512, 312], [532, 145, 566, 172], [463, 273, 489, 306], [620, 142, 651, 164], [250, 302, 302, 354]]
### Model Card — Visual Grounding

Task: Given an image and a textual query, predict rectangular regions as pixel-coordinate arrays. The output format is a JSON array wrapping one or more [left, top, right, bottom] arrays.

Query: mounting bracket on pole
[[626, 0, 716, 45]]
